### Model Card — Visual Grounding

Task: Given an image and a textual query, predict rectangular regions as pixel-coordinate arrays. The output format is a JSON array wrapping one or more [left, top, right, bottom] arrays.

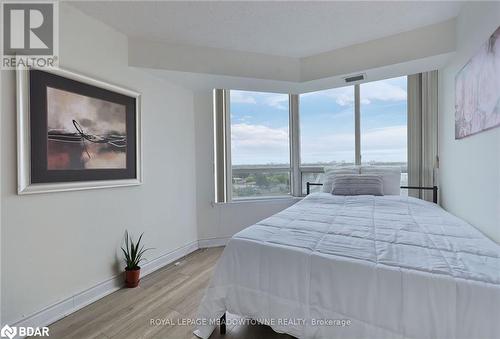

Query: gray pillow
[[321, 166, 360, 193], [332, 174, 384, 196]]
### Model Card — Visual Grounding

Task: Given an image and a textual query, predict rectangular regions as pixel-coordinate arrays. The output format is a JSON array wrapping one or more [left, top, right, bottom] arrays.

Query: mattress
[[194, 193, 500, 339]]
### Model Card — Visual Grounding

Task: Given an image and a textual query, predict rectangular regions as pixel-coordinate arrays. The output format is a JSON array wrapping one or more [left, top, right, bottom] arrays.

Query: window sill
[[213, 196, 302, 206]]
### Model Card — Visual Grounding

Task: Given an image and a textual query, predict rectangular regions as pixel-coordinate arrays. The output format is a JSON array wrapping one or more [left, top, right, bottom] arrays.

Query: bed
[[194, 191, 500, 339]]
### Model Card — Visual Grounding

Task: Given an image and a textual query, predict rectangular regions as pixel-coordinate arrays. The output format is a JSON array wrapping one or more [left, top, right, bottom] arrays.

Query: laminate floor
[[44, 247, 295, 339]]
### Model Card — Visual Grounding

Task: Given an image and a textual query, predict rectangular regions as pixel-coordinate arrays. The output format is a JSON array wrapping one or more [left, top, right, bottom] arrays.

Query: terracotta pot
[[125, 267, 140, 288]]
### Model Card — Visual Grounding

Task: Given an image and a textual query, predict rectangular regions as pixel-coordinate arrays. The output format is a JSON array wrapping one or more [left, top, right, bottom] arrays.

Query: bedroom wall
[[439, 1, 500, 243], [0, 3, 198, 325], [193, 91, 298, 243]]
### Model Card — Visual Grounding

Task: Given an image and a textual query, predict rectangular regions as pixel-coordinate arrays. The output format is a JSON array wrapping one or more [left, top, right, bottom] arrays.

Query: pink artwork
[[455, 26, 500, 139]]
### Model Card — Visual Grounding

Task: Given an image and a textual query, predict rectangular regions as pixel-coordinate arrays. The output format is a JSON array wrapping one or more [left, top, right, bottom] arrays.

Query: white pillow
[[321, 166, 360, 193], [332, 174, 384, 196], [360, 166, 401, 195]]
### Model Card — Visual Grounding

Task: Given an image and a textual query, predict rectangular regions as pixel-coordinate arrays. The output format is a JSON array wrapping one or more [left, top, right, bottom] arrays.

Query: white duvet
[[194, 194, 500, 339]]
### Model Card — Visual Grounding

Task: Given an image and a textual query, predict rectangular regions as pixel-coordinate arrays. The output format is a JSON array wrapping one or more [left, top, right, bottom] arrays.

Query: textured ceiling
[[72, 1, 462, 58]]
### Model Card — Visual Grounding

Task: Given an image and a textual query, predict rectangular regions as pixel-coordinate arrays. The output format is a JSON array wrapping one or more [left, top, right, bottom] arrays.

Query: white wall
[[1, 3, 198, 325], [439, 2, 500, 243], [193, 91, 298, 242]]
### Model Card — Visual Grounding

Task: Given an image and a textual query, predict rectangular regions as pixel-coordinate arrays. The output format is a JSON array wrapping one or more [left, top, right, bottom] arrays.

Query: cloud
[[231, 123, 288, 147], [264, 94, 288, 110], [332, 92, 355, 106], [230, 123, 407, 165], [301, 78, 407, 106], [230, 91, 257, 104], [231, 114, 254, 123], [231, 90, 288, 110], [231, 123, 289, 164], [361, 126, 407, 150], [301, 86, 354, 107], [301, 125, 407, 164], [301, 132, 355, 159], [359, 125, 407, 162], [360, 81, 407, 104]]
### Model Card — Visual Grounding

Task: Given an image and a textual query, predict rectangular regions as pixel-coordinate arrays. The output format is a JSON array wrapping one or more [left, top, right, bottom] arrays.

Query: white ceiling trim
[[140, 52, 455, 94], [129, 19, 456, 84], [128, 38, 300, 82]]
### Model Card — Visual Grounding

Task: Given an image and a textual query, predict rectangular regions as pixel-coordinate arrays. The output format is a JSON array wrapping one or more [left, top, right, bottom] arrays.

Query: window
[[300, 86, 356, 166], [215, 75, 409, 201], [229, 90, 291, 199], [298, 76, 408, 195], [360, 77, 408, 191], [300, 86, 355, 193]]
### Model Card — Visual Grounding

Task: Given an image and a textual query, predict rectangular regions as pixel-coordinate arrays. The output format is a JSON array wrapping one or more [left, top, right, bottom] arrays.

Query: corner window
[[215, 75, 409, 201]]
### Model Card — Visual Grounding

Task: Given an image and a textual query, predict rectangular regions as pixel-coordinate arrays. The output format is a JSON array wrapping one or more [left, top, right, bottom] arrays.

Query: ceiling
[[71, 1, 462, 58]]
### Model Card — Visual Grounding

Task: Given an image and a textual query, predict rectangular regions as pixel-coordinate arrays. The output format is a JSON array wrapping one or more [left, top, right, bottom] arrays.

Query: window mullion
[[213, 89, 227, 202], [289, 94, 300, 196], [223, 89, 232, 202], [354, 84, 361, 165]]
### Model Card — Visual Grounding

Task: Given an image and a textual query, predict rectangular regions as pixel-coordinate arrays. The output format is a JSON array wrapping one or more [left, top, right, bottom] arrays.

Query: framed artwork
[[17, 67, 142, 194], [455, 26, 500, 139]]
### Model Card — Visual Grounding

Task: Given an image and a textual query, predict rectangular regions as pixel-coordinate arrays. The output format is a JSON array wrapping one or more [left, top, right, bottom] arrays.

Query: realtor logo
[[0, 325, 17, 339], [0, 324, 49, 338], [1, 1, 58, 69], [3, 2, 53, 55]]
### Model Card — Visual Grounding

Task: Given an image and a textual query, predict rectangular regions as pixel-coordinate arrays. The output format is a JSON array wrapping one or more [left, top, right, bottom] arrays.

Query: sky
[[230, 76, 407, 165]]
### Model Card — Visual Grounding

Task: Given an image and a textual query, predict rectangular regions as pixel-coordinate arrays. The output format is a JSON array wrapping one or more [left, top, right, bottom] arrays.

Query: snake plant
[[121, 230, 151, 270]]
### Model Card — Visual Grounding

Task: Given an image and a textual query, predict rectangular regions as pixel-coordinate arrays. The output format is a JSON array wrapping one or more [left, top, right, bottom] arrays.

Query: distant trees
[[232, 171, 290, 198]]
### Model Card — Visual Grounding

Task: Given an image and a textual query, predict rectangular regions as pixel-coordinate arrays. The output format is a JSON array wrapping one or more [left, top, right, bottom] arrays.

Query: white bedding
[[194, 193, 500, 339]]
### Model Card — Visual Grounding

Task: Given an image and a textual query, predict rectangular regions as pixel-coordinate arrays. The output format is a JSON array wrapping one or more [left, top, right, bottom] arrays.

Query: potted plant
[[121, 230, 151, 288]]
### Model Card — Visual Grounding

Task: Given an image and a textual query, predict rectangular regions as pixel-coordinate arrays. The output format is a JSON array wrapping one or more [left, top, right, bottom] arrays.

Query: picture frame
[[455, 26, 500, 139], [17, 67, 142, 194]]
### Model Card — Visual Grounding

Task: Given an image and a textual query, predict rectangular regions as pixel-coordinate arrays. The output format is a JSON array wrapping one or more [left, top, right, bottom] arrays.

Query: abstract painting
[[47, 87, 127, 170], [17, 68, 141, 194], [455, 26, 500, 139]]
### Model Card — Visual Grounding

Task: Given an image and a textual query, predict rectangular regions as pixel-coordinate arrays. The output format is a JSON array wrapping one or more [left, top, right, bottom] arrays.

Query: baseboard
[[198, 236, 230, 248], [10, 276, 122, 339], [9, 239, 199, 339], [141, 240, 199, 277]]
